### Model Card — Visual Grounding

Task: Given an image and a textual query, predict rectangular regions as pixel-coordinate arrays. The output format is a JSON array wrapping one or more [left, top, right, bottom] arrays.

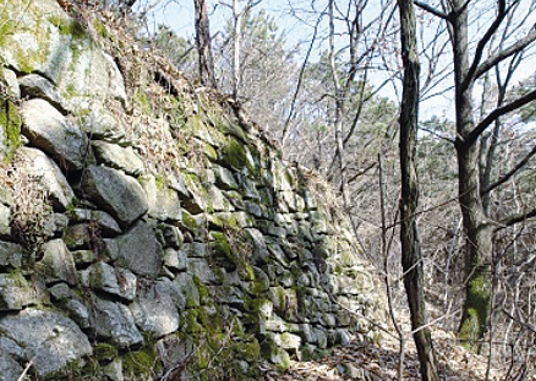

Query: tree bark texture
[[194, 0, 217, 88], [449, 0, 492, 349], [398, 1, 439, 380]]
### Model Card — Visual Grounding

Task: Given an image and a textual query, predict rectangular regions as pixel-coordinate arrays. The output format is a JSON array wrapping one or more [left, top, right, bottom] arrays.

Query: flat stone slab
[[87, 261, 137, 301], [19, 74, 69, 114], [68, 208, 122, 237]]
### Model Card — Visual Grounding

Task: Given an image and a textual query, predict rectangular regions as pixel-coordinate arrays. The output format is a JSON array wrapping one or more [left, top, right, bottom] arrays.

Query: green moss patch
[[48, 16, 86, 39], [123, 346, 161, 379], [93, 343, 118, 362], [0, 98, 21, 163], [220, 137, 254, 173]]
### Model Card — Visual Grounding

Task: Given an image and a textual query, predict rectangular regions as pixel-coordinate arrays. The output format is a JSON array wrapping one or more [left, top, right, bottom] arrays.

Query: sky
[[138, 0, 536, 125], [140, 0, 327, 51]]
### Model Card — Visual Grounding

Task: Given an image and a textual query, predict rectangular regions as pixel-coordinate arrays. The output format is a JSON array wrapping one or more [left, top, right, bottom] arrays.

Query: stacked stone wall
[[0, 1, 382, 380]]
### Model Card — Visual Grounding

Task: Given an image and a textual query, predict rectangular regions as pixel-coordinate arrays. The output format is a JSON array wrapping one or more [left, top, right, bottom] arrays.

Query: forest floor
[[261, 327, 533, 381]]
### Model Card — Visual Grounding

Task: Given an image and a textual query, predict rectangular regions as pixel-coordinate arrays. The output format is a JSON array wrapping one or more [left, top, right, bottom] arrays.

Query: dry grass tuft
[[2, 152, 52, 252]]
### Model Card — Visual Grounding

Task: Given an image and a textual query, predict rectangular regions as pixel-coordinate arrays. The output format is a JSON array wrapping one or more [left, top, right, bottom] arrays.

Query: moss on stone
[[93, 342, 118, 362], [183, 172, 210, 212], [41, 358, 103, 381], [134, 89, 153, 114], [48, 16, 86, 39], [202, 140, 218, 161], [221, 137, 250, 171], [243, 263, 256, 282], [210, 231, 233, 259], [0, 98, 21, 163], [123, 345, 160, 379], [251, 275, 269, 295], [5, 269, 27, 286], [260, 339, 291, 371], [188, 316, 261, 380], [183, 309, 204, 333], [246, 298, 271, 317], [0, 19, 15, 49], [192, 275, 210, 300], [272, 286, 286, 313], [181, 210, 199, 233], [0, 8, 52, 74]]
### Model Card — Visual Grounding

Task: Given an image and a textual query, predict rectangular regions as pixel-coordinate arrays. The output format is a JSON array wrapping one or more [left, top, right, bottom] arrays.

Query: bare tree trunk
[[414, 0, 536, 350], [232, 0, 242, 98], [449, 0, 492, 350], [398, 1, 439, 380], [328, 0, 349, 207], [194, 0, 217, 88]]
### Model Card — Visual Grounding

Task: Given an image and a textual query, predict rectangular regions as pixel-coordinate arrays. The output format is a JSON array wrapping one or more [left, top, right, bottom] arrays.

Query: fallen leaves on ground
[[262, 328, 536, 381]]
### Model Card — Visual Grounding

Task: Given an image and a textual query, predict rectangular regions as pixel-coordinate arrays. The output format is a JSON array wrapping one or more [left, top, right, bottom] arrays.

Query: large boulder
[[36, 239, 77, 285], [139, 175, 182, 222], [0, 0, 72, 82], [0, 273, 38, 311], [21, 99, 89, 171], [0, 0, 127, 111], [17, 147, 75, 211], [113, 221, 163, 279], [129, 279, 180, 338], [0, 241, 24, 269], [92, 141, 145, 176], [0, 308, 92, 377], [80, 165, 148, 227], [89, 295, 144, 348], [0, 337, 25, 381]]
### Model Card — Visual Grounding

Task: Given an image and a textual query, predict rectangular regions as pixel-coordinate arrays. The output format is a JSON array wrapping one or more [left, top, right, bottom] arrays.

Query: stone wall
[[0, 1, 382, 380]]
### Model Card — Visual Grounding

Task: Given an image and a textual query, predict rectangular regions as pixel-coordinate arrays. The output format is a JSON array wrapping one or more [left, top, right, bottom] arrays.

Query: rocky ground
[[262, 328, 534, 381]]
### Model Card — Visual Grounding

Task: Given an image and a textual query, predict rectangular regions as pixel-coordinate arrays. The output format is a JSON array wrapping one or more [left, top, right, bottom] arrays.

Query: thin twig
[[16, 359, 33, 381]]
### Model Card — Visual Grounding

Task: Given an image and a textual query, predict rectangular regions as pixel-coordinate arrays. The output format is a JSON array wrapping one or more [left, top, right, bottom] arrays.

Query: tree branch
[[462, 0, 507, 90], [502, 309, 536, 334], [481, 144, 536, 196], [463, 88, 536, 147], [281, 9, 324, 145], [499, 206, 536, 229], [475, 27, 536, 80], [419, 126, 456, 144], [413, 0, 449, 20]]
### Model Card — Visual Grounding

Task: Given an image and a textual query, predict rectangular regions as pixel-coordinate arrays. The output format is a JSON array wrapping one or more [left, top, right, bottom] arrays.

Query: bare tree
[[194, 0, 217, 87], [218, 0, 262, 99], [398, 1, 439, 379], [415, 0, 536, 348]]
